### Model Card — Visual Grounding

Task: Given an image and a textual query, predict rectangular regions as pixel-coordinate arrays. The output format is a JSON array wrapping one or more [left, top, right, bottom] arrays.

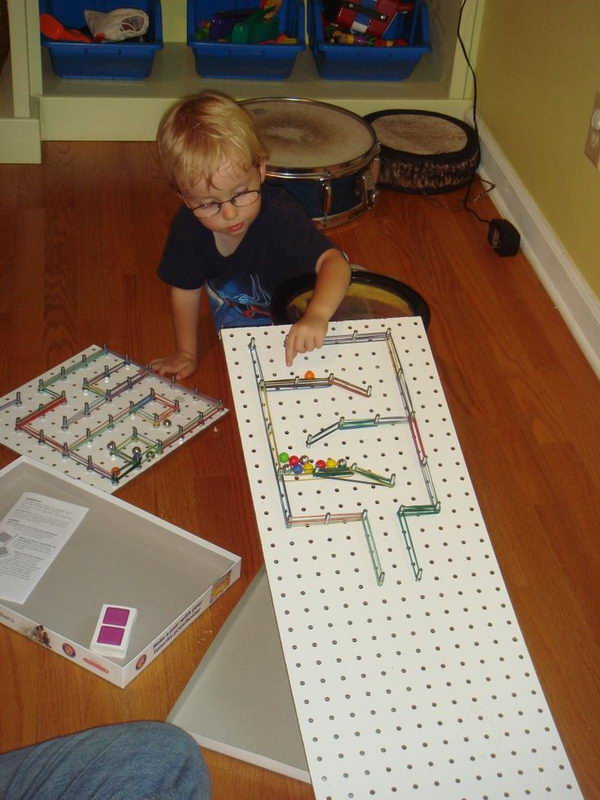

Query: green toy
[[230, 7, 279, 44]]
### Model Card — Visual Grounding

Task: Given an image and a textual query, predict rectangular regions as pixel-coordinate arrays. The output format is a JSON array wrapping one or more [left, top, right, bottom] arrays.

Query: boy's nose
[[220, 200, 238, 220]]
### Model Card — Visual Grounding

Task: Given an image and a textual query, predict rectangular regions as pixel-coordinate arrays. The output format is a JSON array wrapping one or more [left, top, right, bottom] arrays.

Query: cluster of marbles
[[278, 452, 348, 475]]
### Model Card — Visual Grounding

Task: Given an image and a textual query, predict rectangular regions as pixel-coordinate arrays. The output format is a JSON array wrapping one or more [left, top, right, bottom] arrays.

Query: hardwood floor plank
[[0, 142, 598, 800]]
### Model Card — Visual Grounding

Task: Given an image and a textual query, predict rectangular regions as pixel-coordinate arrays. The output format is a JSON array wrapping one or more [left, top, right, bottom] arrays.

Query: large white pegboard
[[222, 318, 582, 800], [0, 345, 228, 493]]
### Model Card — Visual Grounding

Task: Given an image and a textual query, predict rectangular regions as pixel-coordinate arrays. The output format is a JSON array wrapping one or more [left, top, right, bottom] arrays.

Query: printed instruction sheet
[[0, 493, 88, 603]]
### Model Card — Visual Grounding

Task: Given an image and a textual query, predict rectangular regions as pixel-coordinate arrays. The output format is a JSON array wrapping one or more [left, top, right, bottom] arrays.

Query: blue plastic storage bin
[[309, 0, 431, 81], [187, 0, 304, 80], [40, 0, 163, 80]]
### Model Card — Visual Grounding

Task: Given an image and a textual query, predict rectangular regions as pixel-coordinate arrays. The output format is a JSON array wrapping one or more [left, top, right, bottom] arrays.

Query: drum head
[[242, 97, 378, 177], [272, 270, 430, 328]]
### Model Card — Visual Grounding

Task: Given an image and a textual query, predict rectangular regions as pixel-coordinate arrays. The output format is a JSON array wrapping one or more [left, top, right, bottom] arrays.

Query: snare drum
[[242, 97, 380, 229]]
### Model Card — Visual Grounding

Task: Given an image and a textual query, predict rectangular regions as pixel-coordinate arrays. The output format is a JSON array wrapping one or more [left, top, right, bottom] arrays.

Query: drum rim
[[242, 96, 380, 179], [363, 109, 480, 166], [271, 269, 431, 329]]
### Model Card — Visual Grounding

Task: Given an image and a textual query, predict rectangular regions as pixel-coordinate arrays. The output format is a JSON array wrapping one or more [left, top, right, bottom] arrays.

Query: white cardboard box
[[0, 457, 241, 687]]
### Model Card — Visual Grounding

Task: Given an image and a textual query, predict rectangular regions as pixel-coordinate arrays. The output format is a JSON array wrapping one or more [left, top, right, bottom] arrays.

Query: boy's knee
[[111, 721, 202, 764], [102, 722, 210, 799], [0, 722, 209, 800], [135, 721, 200, 758]]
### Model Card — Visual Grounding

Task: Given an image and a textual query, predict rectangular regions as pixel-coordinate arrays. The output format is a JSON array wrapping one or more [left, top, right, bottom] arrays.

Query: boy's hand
[[150, 350, 197, 381], [285, 313, 329, 367], [284, 249, 351, 367]]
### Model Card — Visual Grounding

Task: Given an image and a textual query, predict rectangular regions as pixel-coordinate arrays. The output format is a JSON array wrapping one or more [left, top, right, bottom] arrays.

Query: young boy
[[151, 91, 351, 378]]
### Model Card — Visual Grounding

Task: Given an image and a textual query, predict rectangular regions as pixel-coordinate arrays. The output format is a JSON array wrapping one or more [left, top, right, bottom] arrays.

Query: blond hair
[[157, 91, 269, 190]]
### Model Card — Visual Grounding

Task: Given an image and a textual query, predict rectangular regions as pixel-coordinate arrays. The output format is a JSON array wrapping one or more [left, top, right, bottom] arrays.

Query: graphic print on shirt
[[206, 273, 273, 329]]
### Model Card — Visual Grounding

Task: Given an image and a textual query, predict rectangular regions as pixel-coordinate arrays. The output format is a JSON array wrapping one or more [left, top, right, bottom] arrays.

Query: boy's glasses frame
[[186, 188, 262, 219]]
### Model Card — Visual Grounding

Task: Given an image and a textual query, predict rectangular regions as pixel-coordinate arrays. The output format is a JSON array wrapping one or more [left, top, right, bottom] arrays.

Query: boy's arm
[[151, 286, 202, 380], [284, 249, 351, 367]]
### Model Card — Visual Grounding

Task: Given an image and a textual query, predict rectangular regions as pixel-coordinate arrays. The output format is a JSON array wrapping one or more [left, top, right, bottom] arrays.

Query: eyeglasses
[[188, 188, 262, 219]]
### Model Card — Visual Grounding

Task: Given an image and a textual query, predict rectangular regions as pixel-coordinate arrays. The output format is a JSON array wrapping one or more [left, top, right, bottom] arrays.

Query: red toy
[[40, 13, 93, 43], [334, 0, 413, 38]]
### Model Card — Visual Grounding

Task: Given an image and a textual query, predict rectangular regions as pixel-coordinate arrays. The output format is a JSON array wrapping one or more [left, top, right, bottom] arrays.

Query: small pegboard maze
[[222, 318, 582, 800], [0, 345, 228, 492]]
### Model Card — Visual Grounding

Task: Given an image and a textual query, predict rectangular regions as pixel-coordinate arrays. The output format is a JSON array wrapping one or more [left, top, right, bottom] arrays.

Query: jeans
[[0, 721, 211, 800]]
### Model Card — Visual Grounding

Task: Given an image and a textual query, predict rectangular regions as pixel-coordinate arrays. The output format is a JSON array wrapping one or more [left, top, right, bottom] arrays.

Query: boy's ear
[[258, 160, 267, 182]]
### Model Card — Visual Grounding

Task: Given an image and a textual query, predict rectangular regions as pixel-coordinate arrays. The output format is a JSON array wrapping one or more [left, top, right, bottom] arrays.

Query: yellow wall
[[476, 0, 600, 298], [162, 0, 187, 41]]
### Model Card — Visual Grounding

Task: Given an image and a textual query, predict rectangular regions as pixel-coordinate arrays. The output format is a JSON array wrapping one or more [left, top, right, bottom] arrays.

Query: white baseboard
[[476, 118, 600, 378]]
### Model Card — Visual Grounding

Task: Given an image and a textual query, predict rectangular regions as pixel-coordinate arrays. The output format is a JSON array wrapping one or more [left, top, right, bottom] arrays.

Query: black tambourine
[[272, 269, 430, 329]]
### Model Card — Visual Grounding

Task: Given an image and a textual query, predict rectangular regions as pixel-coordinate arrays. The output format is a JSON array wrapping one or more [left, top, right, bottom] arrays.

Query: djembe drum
[[363, 109, 480, 194]]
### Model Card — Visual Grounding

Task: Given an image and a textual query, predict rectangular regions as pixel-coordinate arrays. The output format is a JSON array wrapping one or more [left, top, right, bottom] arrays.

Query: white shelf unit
[[0, 0, 482, 162]]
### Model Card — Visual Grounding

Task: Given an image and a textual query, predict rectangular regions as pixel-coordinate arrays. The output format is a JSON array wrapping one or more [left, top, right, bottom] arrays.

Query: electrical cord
[[455, 0, 520, 255], [456, 0, 495, 224], [418, 0, 493, 218]]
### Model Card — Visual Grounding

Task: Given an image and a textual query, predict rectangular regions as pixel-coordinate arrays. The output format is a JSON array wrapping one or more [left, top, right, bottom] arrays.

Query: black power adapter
[[487, 219, 521, 257]]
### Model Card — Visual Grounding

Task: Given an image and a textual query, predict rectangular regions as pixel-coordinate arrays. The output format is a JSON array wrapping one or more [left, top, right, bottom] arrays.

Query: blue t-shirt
[[158, 184, 335, 328]]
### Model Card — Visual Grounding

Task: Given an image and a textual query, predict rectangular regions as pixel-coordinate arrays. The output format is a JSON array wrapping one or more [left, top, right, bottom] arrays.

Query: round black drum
[[242, 97, 380, 229], [272, 269, 430, 328], [363, 109, 480, 194]]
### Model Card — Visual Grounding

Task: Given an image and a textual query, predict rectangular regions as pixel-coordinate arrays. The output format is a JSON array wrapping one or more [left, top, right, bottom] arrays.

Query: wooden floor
[[0, 142, 598, 800]]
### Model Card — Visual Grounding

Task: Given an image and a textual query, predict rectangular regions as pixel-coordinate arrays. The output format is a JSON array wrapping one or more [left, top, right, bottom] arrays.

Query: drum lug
[[362, 161, 379, 208], [320, 177, 333, 217]]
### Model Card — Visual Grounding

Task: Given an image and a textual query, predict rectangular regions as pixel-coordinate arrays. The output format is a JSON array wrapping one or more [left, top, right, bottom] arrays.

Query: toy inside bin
[[187, 0, 305, 80], [309, 0, 431, 81], [39, 0, 163, 80]]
